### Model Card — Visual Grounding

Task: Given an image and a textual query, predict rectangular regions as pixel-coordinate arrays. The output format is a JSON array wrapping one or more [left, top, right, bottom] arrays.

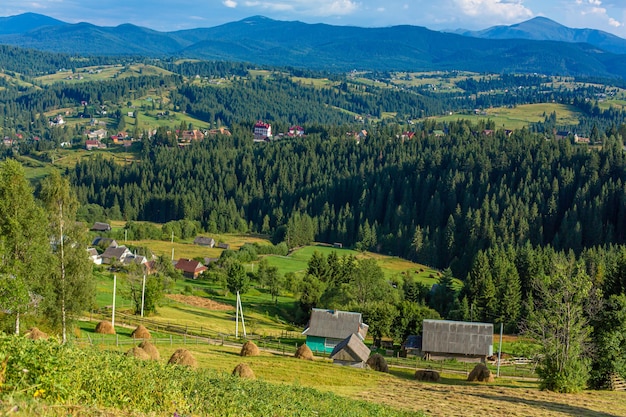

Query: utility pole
[[497, 322, 503, 378], [112, 274, 117, 327], [140, 274, 146, 317]]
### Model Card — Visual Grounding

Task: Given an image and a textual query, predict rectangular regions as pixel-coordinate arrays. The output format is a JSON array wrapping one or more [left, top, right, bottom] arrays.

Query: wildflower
[[34, 389, 45, 398]]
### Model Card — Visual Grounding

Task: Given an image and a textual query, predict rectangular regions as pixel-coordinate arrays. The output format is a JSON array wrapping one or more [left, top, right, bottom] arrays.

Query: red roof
[[254, 121, 270, 128], [175, 258, 207, 274]]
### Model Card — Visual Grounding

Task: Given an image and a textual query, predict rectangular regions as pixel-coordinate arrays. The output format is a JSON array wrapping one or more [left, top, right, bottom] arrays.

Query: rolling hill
[[0, 13, 625, 78]]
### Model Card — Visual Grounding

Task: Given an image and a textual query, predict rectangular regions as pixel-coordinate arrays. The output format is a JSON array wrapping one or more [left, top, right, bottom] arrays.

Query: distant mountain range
[[457, 16, 626, 55], [0, 13, 625, 78]]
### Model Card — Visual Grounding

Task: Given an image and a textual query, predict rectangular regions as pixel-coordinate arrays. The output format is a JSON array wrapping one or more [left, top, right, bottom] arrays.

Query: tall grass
[[0, 335, 420, 417]]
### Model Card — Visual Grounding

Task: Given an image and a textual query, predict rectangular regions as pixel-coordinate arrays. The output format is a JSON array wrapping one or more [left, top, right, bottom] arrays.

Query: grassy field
[[35, 64, 175, 85], [68, 329, 626, 417], [435, 103, 582, 130]]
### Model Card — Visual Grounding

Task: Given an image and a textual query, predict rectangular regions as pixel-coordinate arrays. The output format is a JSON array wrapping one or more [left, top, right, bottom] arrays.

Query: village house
[[574, 134, 590, 144], [288, 126, 305, 137], [85, 139, 105, 150], [207, 127, 231, 136], [193, 236, 216, 247], [330, 333, 371, 368], [181, 130, 205, 141], [421, 319, 493, 363], [174, 258, 207, 279], [90, 222, 111, 232], [302, 308, 369, 354], [87, 248, 102, 265], [253, 121, 272, 141], [87, 129, 108, 141], [100, 245, 133, 264]]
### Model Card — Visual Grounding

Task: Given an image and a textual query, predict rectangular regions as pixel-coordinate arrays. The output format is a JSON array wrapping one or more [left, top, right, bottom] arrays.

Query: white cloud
[[454, 0, 533, 21], [608, 17, 622, 27], [223, 0, 238, 8]]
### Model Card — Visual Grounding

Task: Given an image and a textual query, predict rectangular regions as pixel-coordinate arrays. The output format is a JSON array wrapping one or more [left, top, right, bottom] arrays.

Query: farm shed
[[193, 236, 215, 247], [302, 309, 368, 354], [422, 319, 493, 362], [330, 333, 370, 368], [90, 222, 111, 232]]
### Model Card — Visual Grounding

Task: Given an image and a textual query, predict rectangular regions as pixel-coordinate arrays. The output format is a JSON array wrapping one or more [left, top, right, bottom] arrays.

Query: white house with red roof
[[253, 121, 272, 141]]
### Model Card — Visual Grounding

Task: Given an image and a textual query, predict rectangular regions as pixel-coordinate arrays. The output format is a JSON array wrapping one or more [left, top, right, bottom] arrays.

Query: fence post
[[116, 334, 119, 347], [170, 334, 173, 346]]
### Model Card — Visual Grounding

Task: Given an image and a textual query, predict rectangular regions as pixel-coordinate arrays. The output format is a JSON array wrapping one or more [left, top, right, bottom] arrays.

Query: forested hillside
[[70, 124, 626, 278]]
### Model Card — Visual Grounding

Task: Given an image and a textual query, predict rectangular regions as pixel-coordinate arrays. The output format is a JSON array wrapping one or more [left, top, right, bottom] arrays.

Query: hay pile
[[232, 363, 255, 379], [25, 327, 48, 340], [294, 344, 314, 360], [168, 348, 197, 368], [126, 347, 151, 360], [95, 321, 115, 335], [366, 354, 388, 372], [131, 325, 151, 339], [415, 369, 440, 382], [138, 341, 160, 360], [240, 340, 260, 357], [467, 363, 494, 382]]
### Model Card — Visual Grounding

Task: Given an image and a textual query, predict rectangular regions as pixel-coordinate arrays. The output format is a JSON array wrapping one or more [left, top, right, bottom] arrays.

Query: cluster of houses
[[253, 121, 306, 142], [87, 224, 233, 280], [302, 308, 494, 368]]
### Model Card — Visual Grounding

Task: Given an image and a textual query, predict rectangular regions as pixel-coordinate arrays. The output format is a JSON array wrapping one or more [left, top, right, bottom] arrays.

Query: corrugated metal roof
[[302, 309, 368, 340]]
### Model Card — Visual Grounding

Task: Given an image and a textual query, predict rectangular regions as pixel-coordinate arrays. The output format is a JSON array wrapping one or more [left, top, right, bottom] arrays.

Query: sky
[[1, 0, 625, 38]]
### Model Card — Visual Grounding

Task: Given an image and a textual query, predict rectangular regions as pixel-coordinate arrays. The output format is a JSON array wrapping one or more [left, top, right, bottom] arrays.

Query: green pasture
[[292, 76, 337, 88], [35, 64, 174, 85], [435, 103, 581, 130]]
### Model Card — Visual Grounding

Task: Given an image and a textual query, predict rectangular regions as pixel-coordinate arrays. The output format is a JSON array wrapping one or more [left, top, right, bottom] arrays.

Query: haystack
[[366, 354, 388, 373], [240, 340, 260, 357], [232, 363, 255, 379], [467, 363, 494, 382], [131, 325, 151, 339], [138, 341, 160, 360], [168, 348, 197, 368], [95, 321, 115, 335], [126, 347, 151, 360], [415, 369, 440, 382], [294, 344, 314, 360], [25, 327, 48, 340]]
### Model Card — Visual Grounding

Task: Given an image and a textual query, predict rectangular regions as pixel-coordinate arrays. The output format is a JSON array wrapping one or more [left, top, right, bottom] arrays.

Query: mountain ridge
[[0, 13, 624, 78], [460, 16, 626, 55]]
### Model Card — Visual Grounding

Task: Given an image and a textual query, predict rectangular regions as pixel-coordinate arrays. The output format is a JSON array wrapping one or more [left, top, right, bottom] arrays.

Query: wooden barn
[[330, 333, 371, 368], [302, 309, 368, 354], [422, 319, 493, 362]]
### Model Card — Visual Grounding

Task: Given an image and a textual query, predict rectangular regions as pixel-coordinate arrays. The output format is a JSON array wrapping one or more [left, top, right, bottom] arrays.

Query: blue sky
[[2, 0, 625, 38]]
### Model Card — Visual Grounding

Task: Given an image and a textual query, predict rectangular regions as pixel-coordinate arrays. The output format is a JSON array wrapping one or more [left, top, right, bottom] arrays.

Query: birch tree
[[39, 170, 94, 343], [0, 160, 49, 335]]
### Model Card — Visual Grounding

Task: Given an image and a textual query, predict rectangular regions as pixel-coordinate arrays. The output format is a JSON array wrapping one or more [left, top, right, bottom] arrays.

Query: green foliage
[[38, 170, 95, 343], [590, 294, 626, 388], [0, 160, 51, 335], [225, 258, 250, 295], [524, 256, 592, 393], [0, 335, 416, 416], [286, 211, 315, 249]]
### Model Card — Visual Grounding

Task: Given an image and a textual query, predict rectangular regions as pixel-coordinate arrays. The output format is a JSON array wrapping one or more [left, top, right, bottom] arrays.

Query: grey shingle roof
[[302, 309, 368, 340], [330, 333, 370, 362]]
